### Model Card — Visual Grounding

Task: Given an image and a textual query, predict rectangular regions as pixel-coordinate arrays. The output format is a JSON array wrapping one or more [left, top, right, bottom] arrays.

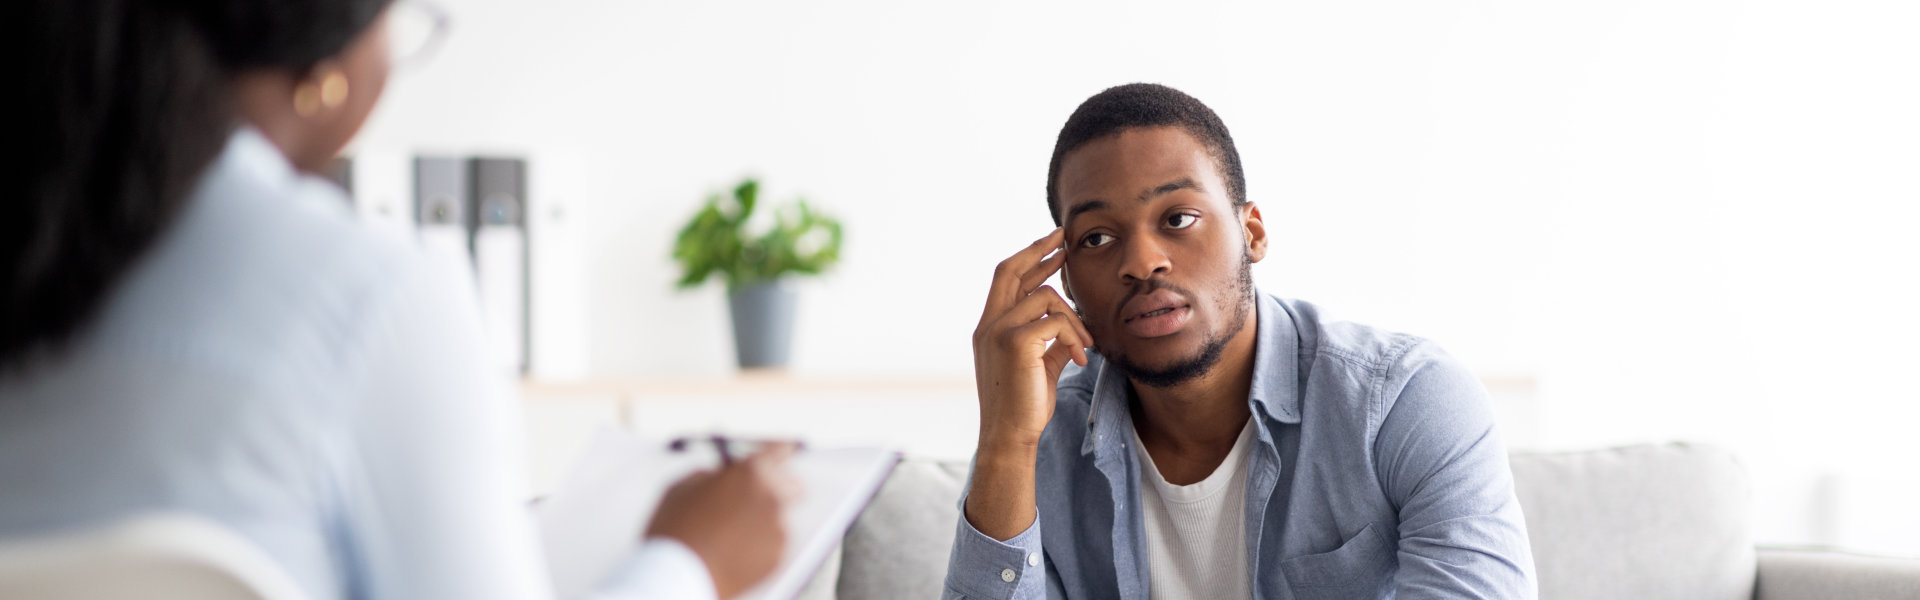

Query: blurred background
[[343, 0, 1919, 557]]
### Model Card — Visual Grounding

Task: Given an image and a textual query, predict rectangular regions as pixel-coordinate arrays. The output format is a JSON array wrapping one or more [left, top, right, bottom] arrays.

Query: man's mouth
[[1123, 304, 1191, 338], [1136, 307, 1175, 320], [1120, 289, 1193, 338]]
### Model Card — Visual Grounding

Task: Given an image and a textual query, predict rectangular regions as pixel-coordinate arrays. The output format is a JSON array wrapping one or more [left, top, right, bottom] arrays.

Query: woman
[[1, 1, 789, 598]]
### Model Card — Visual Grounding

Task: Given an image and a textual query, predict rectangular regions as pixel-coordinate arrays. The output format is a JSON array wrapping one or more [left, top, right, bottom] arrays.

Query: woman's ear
[[1242, 201, 1268, 263], [233, 11, 392, 174]]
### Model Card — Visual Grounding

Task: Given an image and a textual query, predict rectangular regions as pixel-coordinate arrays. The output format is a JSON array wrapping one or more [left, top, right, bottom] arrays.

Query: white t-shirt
[[1131, 418, 1257, 600]]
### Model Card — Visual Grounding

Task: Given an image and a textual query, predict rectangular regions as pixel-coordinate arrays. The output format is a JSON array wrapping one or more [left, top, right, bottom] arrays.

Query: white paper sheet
[[535, 428, 898, 600]]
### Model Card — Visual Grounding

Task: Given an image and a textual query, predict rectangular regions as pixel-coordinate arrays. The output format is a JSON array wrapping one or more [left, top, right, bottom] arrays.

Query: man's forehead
[[1057, 128, 1226, 216]]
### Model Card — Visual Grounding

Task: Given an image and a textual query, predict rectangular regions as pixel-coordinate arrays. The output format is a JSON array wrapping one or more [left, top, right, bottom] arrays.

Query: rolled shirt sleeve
[[1373, 343, 1538, 599]]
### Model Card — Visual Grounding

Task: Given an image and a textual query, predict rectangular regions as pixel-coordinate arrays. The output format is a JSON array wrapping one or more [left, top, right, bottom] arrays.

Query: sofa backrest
[[833, 459, 969, 600], [1511, 442, 1756, 600], [824, 442, 1757, 600]]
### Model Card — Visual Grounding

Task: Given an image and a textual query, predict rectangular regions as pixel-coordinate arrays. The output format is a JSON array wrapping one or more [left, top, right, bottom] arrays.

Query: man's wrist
[[972, 444, 1039, 481], [964, 436, 1041, 541], [976, 428, 1043, 459]]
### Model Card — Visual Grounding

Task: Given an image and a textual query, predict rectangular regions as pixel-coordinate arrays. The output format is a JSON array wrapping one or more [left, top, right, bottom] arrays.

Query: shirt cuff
[[944, 506, 1045, 600], [589, 537, 718, 600]]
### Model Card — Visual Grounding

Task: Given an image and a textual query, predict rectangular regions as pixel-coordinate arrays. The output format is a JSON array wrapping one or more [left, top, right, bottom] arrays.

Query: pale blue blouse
[[0, 128, 709, 600]]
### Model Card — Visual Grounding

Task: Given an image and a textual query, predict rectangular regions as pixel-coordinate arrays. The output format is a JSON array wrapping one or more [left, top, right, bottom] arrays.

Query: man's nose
[[1119, 234, 1172, 283]]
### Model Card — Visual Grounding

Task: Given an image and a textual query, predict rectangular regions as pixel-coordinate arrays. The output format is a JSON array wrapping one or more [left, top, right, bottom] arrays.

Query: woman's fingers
[[744, 446, 804, 504]]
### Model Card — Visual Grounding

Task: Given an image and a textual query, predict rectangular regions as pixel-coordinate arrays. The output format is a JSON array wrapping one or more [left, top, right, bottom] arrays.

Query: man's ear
[[1060, 260, 1076, 302], [1241, 201, 1268, 263]]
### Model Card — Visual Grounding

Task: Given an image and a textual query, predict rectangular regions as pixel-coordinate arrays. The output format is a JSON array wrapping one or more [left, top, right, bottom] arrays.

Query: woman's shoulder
[[88, 129, 473, 387]]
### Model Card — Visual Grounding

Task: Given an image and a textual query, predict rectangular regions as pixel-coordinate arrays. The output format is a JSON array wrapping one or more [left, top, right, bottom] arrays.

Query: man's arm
[[965, 228, 1089, 541], [1373, 343, 1538, 599], [943, 228, 1090, 600]]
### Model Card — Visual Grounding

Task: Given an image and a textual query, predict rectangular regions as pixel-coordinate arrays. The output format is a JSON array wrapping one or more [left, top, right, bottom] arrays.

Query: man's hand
[[965, 228, 1092, 540], [645, 445, 801, 599]]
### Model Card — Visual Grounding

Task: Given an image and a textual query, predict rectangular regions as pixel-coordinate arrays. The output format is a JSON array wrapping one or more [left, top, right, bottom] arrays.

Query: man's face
[[1056, 126, 1266, 387]]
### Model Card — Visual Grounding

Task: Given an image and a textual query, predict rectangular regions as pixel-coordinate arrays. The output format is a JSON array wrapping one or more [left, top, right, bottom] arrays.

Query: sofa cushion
[[835, 443, 1758, 600], [1510, 442, 1756, 600], [836, 459, 967, 600]]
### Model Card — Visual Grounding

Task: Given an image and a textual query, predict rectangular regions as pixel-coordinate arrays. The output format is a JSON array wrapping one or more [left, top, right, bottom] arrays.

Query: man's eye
[[1166, 213, 1198, 229], [1081, 233, 1115, 248]]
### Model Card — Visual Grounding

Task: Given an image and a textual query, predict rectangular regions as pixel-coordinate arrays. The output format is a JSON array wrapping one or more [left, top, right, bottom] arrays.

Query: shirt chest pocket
[[1279, 520, 1397, 599]]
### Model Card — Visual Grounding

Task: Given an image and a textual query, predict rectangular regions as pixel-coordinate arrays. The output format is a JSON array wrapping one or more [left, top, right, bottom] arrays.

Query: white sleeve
[[337, 244, 719, 600], [583, 538, 720, 600], [338, 244, 556, 599]]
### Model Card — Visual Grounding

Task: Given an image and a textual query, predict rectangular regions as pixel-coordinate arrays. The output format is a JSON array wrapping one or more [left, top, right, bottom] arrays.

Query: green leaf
[[670, 176, 843, 291]]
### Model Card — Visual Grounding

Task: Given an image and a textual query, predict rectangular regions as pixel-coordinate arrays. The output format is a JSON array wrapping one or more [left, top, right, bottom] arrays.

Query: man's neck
[[1129, 306, 1260, 485]]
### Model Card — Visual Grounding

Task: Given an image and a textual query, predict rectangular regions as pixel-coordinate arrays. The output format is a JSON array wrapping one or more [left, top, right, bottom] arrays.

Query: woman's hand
[[645, 444, 801, 599]]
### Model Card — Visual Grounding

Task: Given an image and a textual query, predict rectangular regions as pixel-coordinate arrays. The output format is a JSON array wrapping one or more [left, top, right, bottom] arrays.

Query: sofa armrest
[[1755, 547, 1920, 600]]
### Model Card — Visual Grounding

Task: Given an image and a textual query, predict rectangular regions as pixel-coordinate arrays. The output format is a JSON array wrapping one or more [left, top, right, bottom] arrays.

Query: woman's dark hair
[[3, 0, 391, 365]]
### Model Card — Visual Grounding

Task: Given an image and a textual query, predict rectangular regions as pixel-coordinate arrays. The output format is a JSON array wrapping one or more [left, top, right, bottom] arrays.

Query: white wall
[[352, 0, 1920, 554]]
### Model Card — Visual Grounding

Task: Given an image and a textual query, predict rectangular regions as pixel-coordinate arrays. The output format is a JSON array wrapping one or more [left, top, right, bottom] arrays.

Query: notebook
[[535, 427, 899, 600]]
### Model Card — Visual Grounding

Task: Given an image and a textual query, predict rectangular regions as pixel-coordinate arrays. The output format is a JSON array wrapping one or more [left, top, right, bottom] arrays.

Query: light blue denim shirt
[[944, 293, 1536, 599]]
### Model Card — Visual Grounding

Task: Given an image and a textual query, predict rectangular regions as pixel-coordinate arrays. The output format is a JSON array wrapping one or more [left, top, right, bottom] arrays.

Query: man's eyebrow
[[1064, 199, 1110, 226], [1139, 177, 1200, 203], [1063, 178, 1200, 227]]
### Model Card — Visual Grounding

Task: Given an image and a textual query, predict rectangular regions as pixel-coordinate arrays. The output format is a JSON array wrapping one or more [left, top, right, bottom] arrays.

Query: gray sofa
[[793, 443, 1920, 599]]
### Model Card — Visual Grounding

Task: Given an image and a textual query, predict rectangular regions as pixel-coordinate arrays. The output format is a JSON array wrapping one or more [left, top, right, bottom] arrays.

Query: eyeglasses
[[387, 0, 450, 68]]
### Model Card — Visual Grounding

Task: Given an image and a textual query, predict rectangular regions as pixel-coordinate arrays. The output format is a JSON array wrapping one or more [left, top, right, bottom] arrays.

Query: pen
[[668, 435, 805, 466]]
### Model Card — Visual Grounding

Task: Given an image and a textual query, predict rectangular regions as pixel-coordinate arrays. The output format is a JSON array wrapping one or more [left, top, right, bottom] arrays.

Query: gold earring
[[292, 68, 350, 117], [319, 71, 349, 109]]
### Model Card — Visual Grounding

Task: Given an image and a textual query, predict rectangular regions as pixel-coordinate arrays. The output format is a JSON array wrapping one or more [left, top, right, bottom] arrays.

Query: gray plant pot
[[727, 279, 797, 369]]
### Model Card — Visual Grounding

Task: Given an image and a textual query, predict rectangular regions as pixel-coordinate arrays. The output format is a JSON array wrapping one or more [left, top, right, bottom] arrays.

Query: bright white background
[[350, 0, 1920, 555]]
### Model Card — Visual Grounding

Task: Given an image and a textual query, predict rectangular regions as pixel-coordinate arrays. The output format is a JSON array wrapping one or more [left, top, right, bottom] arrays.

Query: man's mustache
[[1073, 279, 1195, 325]]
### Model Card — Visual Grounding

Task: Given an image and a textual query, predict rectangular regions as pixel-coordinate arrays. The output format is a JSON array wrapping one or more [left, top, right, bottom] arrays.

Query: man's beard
[[1083, 253, 1256, 389]]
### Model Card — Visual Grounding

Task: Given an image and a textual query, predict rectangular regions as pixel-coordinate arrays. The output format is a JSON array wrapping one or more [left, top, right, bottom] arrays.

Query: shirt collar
[[197, 124, 302, 197], [1081, 290, 1302, 457], [1247, 292, 1303, 425]]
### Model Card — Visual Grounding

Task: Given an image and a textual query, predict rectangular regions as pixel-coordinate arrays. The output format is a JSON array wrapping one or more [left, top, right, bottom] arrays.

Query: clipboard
[[534, 427, 899, 599]]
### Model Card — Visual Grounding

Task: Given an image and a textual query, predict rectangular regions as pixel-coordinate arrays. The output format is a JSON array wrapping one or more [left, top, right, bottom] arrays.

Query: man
[[945, 83, 1536, 599]]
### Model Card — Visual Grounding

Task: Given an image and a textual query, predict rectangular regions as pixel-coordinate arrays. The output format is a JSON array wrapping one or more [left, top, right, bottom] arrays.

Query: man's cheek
[[1072, 305, 1106, 350]]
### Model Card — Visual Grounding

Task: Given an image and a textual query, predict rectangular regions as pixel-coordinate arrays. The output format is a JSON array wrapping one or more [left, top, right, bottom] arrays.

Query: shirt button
[[1027, 552, 1041, 566], [1000, 568, 1017, 583]]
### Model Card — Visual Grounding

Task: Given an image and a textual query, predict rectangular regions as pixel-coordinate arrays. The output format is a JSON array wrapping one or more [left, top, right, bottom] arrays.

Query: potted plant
[[672, 177, 843, 369]]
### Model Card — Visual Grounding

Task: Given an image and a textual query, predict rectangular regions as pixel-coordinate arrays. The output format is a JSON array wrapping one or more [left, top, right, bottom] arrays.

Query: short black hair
[[1045, 83, 1247, 225]]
